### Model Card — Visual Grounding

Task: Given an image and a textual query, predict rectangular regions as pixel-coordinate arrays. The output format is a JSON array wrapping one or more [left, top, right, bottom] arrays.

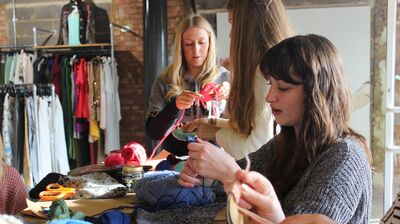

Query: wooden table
[[20, 193, 227, 223]]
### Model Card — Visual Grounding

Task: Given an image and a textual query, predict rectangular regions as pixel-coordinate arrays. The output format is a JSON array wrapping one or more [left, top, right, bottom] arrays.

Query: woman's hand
[[182, 118, 209, 132], [233, 170, 285, 224], [182, 118, 221, 141], [186, 138, 240, 183], [214, 81, 230, 100], [175, 90, 203, 110], [195, 123, 220, 141], [178, 161, 202, 188]]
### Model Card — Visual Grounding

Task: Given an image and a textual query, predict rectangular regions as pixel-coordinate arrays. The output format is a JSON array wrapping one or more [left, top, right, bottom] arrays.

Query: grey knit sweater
[[247, 137, 372, 224]]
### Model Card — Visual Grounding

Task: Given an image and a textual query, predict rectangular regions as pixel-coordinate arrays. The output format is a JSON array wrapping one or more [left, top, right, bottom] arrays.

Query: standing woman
[[184, 0, 294, 160], [0, 134, 28, 214], [146, 15, 230, 157]]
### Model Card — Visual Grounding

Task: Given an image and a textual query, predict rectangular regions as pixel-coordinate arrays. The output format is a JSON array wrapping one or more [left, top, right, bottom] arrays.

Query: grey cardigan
[[246, 137, 372, 224]]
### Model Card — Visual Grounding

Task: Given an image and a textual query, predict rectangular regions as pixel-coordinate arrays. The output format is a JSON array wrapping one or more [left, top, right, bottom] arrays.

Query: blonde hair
[[225, 0, 294, 136], [162, 14, 219, 100]]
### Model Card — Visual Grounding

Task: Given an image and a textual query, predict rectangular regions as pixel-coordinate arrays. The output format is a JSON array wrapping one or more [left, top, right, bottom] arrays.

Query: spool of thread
[[122, 165, 143, 192]]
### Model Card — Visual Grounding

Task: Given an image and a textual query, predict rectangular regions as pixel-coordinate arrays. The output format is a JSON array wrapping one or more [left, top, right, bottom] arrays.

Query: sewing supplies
[[172, 128, 197, 142], [39, 183, 76, 201], [122, 165, 144, 192], [148, 82, 219, 160]]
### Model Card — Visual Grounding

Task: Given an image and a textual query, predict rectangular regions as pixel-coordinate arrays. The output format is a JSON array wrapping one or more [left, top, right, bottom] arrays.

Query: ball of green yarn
[[174, 161, 186, 173]]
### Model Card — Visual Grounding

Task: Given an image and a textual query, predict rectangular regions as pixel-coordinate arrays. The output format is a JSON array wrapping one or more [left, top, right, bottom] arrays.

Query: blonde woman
[[146, 15, 230, 156], [183, 0, 294, 160]]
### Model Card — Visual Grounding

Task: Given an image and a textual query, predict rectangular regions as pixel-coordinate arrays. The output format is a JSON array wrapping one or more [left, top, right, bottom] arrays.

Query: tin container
[[122, 165, 143, 192]]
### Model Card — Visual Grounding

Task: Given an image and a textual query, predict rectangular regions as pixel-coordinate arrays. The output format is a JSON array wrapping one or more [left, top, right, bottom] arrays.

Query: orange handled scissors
[[39, 183, 76, 201]]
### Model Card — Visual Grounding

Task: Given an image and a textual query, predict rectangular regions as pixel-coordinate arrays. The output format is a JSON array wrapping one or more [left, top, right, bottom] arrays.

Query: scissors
[[39, 183, 76, 201]]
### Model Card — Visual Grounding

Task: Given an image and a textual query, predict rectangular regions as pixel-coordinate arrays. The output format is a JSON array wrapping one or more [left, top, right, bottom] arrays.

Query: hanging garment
[[0, 54, 5, 84], [74, 58, 89, 119], [2, 94, 15, 166], [88, 57, 101, 142], [102, 57, 121, 154], [26, 96, 40, 184], [33, 56, 51, 84], [8, 53, 17, 84], [53, 96, 70, 174], [60, 57, 74, 159], [37, 96, 53, 181], [24, 53, 34, 84], [13, 96, 25, 173], [23, 99, 33, 188], [57, 0, 95, 45], [4, 54, 13, 84], [13, 51, 26, 84], [67, 6, 82, 45]]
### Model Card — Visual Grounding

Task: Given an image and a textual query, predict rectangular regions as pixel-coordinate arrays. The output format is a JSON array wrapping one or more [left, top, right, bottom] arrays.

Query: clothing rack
[[34, 46, 112, 56], [0, 83, 57, 172], [0, 45, 35, 54]]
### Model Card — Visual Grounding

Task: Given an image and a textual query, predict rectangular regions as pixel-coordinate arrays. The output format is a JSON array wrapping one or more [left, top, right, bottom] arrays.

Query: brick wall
[[113, 0, 185, 147], [0, 5, 7, 45], [0, 0, 186, 154]]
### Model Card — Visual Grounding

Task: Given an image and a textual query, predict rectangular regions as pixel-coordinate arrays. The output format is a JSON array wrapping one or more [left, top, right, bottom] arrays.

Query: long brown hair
[[161, 14, 218, 100], [225, 0, 293, 136], [260, 34, 372, 199]]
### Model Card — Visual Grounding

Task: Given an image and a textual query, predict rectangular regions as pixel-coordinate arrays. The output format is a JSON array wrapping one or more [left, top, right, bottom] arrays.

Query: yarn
[[49, 199, 85, 221], [155, 160, 171, 171], [167, 154, 181, 165], [133, 171, 215, 207], [199, 82, 217, 108], [104, 153, 125, 167], [174, 161, 186, 173], [96, 209, 130, 224], [121, 142, 147, 165]]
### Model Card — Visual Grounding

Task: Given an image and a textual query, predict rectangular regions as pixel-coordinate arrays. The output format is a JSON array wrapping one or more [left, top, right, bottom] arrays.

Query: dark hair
[[260, 34, 371, 199]]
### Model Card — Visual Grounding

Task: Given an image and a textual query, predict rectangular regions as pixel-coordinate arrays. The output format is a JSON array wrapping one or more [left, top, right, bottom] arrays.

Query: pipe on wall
[[143, 0, 168, 153]]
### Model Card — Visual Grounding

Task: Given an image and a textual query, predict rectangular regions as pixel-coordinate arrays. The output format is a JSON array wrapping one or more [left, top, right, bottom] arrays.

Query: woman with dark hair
[[179, 34, 372, 224]]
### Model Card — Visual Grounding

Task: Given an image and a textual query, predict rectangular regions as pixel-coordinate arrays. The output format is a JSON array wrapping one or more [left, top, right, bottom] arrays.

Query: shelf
[[33, 43, 111, 49]]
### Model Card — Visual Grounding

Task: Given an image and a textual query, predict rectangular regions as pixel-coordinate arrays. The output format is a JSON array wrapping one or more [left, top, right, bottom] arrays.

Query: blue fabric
[[155, 160, 171, 171], [133, 171, 215, 207], [96, 209, 130, 224], [49, 219, 91, 224]]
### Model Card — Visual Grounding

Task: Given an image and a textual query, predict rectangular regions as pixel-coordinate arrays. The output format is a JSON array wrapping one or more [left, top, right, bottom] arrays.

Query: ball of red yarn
[[104, 153, 125, 167], [121, 141, 147, 166]]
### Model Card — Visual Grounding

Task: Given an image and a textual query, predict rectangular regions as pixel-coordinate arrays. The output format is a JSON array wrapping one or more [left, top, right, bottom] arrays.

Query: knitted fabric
[[0, 164, 28, 214], [239, 137, 372, 224], [133, 202, 226, 224], [133, 171, 215, 207], [96, 209, 130, 224]]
